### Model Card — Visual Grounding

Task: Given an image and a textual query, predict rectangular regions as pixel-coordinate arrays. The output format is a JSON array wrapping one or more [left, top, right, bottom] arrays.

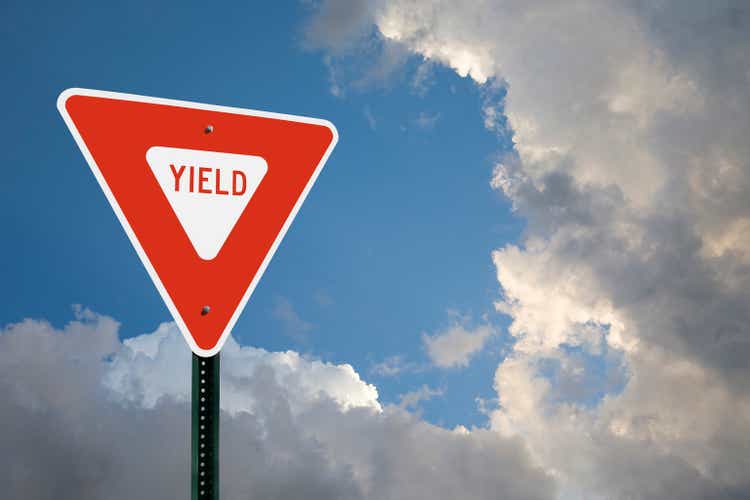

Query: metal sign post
[[192, 354, 220, 499]]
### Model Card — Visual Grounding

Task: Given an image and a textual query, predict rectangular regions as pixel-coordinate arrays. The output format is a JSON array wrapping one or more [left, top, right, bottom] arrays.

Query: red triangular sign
[[58, 88, 338, 356]]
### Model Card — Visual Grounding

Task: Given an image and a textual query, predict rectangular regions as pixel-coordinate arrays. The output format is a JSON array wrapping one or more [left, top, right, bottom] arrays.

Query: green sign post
[[192, 354, 220, 499]]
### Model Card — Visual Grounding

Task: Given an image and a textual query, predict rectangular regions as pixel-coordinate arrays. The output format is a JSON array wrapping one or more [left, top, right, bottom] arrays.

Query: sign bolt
[[201, 305, 211, 316], [204, 125, 214, 134]]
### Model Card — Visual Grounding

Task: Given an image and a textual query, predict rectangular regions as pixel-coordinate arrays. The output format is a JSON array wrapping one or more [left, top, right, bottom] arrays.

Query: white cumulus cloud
[[423, 320, 495, 368], [307, 0, 750, 497], [0, 311, 554, 499]]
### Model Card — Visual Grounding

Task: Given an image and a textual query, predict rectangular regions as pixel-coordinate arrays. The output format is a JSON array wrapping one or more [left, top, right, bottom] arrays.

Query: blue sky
[[1, 0, 522, 427]]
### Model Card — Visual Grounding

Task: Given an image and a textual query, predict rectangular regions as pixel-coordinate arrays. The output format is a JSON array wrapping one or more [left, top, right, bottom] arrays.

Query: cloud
[[304, 1, 411, 96], [398, 384, 444, 410], [363, 105, 377, 130], [302, 0, 377, 54], [0, 311, 554, 499], [422, 319, 494, 368], [308, 0, 750, 497], [272, 296, 314, 343], [370, 354, 421, 377], [412, 110, 440, 130], [411, 59, 435, 96], [105, 320, 380, 414], [313, 289, 335, 307]]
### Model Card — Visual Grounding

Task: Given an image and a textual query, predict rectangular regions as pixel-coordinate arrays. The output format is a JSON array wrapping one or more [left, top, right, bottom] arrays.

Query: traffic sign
[[58, 88, 338, 356]]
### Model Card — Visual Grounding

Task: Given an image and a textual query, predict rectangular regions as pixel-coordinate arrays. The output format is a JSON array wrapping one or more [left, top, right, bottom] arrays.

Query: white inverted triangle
[[146, 146, 268, 260]]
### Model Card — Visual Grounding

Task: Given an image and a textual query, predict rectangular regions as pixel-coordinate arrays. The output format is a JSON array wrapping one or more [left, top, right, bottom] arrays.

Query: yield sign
[[58, 88, 338, 356]]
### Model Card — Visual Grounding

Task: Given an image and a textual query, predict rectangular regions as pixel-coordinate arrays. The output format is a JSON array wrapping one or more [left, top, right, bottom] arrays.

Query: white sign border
[[57, 87, 339, 357]]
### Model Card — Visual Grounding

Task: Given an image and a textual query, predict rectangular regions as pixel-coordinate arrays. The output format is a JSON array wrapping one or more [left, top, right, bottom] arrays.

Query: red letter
[[198, 167, 211, 194], [215, 168, 229, 195], [232, 170, 246, 195], [169, 164, 186, 192], [189, 166, 195, 192]]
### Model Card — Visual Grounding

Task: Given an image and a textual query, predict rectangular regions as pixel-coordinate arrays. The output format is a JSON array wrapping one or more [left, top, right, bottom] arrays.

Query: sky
[[2, 1, 750, 499]]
